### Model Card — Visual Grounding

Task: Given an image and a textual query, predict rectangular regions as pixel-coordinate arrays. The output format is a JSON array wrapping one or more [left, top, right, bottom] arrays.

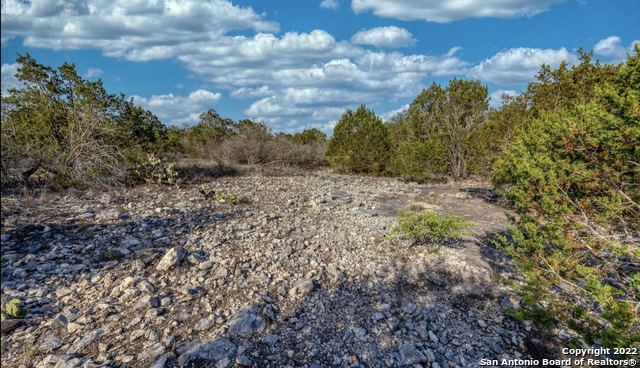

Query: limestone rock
[[177, 337, 237, 367], [156, 247, 188, 271], [228, 306, 265, 337]]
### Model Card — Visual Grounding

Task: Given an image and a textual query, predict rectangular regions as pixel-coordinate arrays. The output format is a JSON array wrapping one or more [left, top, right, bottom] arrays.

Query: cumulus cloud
[[593, 36, 640, 62], [0, 0, 474, 132], [0, 0, 279, 57], [351, 0, 566, 22], [1, 63, 22, 94], [351, 26, 416, 49], [239, 48, 469, 129], [132, 89, 222, 126], [468, 47, 578, 85], [320, 0, 340, 10]]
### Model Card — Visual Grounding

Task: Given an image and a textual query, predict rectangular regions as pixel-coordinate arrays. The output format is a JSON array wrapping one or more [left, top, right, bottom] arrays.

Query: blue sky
[[2, 0, 638, 134]]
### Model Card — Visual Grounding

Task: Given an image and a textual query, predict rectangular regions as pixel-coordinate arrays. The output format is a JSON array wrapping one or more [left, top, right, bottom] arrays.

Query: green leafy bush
[[326, 105, 392, 175], [390, 139, 448, 182], [387, 209, 474, 245], [292, 128, 327, 145], [492, 45, 640, 348], [1, 54, 169, 189], [385, 79, 489, 181]]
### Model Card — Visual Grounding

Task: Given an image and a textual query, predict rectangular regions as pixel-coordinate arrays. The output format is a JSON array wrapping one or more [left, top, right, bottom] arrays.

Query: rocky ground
[[1, 167, 568, 368]]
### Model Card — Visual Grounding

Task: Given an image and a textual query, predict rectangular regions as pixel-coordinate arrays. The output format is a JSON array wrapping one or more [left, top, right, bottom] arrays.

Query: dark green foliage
[[325, 105, 392, 175], [492, 45, 640, 348], [389, 139, 448, 182], [0, 54, 172, 189], [528, 48, 618, 116], [292, 128, 327, 145], [116, 99, 167, 153], [165, 126, 187, 153], [391, 78, 489, 180], [465, 93, 529, 175]]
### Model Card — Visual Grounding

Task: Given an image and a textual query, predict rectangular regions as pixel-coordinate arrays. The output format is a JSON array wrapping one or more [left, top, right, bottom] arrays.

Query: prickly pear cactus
[[5, 299, 27, 318]]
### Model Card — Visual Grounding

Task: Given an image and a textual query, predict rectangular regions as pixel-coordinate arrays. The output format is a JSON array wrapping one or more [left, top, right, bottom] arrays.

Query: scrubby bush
[[387, 209, 474, 245], [326, 105, 392, 175], [492, 45, 640, 348], [182, 109, 237, 158], [1, 54, 168, 189], [292, 128, 327, 145], [390, 139, 448, 182], [388, 79, 489, 180], [464, 93, 529, 175], [212, 121, 327, 167]]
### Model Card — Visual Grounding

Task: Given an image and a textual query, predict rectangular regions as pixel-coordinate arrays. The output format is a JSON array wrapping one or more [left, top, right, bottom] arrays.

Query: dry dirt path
[[1, 168, 564, 368]]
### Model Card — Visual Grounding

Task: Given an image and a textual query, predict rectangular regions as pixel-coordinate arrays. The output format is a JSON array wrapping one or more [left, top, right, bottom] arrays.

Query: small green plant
[[3, 298, 27, 319], [99, 249, 124, 261], [215, 191, 242, 204], [387, 210, 474, 245], [199, 184, 215, 199], [510, 307, 556, 329], [198, 185, 244, 204]]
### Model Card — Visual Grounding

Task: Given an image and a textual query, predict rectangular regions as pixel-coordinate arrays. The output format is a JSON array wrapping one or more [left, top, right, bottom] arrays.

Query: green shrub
[[184, 109, 237, 157], [326, 105, 392, 175], [390, 139, 448, 182], [292, 128, 327, 145], [492, 45, 640, 348], [396, 79, 489, 180], [387, 210, 474, 245], [1, 54, 169, 189]]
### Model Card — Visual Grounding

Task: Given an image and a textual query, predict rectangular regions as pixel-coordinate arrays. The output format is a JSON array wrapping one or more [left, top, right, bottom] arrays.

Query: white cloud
[[238, 48, 469, 128], [1, 63, 22, 95], [230, 85, 274, 99], [0, 0, 279, 56], [351, 0, 566, 22], [351, 26, 416, 49], [84, 67, 103, 78], [132, 89, 222, 126], [0, 0, 474, 133], [593, 36, 640, 62], [320, 0, 340, 10], [468, 47, 577, 85]]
